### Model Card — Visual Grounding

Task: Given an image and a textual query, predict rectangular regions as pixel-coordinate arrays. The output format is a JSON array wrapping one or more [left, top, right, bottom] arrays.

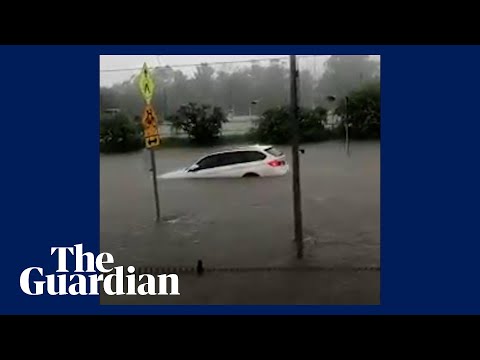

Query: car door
[[211, 152, 244, 177], [188, 152, 241, 178], [196, 152, 239, 178]]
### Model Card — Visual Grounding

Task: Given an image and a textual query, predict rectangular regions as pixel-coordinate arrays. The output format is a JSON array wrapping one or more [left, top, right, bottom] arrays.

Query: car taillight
[[267, 160, 285, 167]]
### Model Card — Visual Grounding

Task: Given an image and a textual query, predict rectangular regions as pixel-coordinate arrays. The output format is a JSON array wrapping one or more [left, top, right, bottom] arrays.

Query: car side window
[[213, 153, 232, 167], [225, 152, 245, 166], [195, 155, 221, 170], [193, 151, 266, 171], [221, 151, 266, 165], [209, 152, 245, 167]]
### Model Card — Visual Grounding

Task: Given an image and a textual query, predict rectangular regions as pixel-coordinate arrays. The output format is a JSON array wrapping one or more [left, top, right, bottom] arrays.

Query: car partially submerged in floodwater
[[158, 145, 289, 179]]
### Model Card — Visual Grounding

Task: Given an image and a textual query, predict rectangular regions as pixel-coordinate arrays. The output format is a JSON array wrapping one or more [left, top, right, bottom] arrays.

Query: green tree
[[316, 55, 380, 107], [254, 106, 292, 144], [336, 81, 380, 139], [168, 103, 228, 145], [252, 106, 330, 144], [300, 106, 330, 142], [100, 56, 380, 119], [100, 112, 144, 153]]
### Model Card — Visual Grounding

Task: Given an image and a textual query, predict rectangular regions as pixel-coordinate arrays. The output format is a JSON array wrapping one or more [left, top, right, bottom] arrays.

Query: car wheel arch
[[242, 172, 260, 177]]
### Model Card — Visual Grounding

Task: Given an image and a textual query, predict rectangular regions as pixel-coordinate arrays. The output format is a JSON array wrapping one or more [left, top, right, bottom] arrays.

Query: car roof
[[214, 144, 272, 154], [196, 145, 274, 159]]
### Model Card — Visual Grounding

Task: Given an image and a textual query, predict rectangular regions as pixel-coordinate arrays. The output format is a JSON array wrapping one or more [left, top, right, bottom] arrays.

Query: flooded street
[[99, 54, 381, 305], [100, 141, 380, 271]]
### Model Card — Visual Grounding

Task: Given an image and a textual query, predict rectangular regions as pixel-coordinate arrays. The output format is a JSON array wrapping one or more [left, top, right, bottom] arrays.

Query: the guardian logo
[[19, 244, 180, 296]]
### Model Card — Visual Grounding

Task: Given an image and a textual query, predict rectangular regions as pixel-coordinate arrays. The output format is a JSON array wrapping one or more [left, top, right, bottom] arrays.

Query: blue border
[[1, 45, 479, 314]]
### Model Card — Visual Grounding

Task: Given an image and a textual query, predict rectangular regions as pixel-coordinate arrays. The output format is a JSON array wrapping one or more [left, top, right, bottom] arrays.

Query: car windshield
[[265, 147, 283, 157]]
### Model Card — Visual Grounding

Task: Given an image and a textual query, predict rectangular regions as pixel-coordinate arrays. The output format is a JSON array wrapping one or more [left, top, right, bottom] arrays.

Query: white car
[[158, 145, 289, 179]]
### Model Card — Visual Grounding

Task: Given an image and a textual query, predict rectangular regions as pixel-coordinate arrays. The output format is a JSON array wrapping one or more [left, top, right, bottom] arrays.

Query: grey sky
[[99, 55, 380, 87], [100, 55, 290, 87]]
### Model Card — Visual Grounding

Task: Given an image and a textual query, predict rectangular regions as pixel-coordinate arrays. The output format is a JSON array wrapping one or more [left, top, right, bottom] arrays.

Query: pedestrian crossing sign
[[139, 62, 155, 104]]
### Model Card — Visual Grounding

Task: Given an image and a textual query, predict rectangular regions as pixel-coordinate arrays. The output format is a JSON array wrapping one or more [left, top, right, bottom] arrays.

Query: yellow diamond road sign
[[139, 63, 155, 104]]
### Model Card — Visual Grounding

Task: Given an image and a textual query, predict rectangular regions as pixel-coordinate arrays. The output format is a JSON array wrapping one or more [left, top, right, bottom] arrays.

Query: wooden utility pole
[[289, 55, 303, 259]]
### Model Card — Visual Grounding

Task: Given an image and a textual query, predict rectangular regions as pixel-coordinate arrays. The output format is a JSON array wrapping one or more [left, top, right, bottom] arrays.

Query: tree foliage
[[100, 112, 144, 153], [168, 103, 228, 145], [300, 106, 331, 142], [252, 78, 380, 144], [335, 80, 380, 139], [100, 56, 380, 118], [253, 107, 292, 144], [315, 55, 380, 107], [99, 56, 381, 149], [252, 106, 330, 144]]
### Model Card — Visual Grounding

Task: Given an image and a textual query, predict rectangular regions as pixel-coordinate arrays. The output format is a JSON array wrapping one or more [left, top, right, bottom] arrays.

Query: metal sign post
[[344, 96, 350, 157], [139, 63, 161, 222], [149, 146, 160, 222]]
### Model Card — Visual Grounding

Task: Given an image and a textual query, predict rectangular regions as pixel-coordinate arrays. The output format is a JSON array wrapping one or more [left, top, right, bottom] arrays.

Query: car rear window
[[243, 151, 266, 162], [265, 147, 283, 157]]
